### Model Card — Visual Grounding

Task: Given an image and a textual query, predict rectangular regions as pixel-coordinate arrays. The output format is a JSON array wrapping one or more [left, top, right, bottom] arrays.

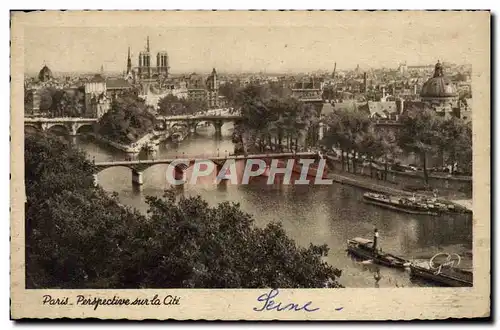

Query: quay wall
[[326, 157, 472, 195]]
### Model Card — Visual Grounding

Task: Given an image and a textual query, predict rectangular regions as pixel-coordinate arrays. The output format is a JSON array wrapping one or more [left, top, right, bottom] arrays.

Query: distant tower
[[332, 62, 337, 79], [100, 64, 104, 75], [156, 51, 169, 78], [138, 36, 152, 79], [206, 68, 219, 109], [126, 47, 132, 74], [363, 72, 367, 93]]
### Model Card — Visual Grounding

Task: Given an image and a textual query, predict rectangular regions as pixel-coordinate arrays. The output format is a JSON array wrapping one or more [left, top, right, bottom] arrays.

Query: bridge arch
[[75, 123, 94, 135], [94, 165, 136, 175], [24, 124, 41, 134], [46, 124, 70, 135]]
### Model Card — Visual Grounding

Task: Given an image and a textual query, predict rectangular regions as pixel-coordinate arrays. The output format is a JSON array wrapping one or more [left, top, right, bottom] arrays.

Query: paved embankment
[[326, 171, 473, 212]]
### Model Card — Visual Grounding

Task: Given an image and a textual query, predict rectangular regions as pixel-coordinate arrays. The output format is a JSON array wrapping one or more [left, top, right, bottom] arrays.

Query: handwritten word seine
[[253, 289, 321, 312]]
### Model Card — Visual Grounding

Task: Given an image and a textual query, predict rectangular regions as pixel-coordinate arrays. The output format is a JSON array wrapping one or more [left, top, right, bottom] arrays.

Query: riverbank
[[325, 167, 473, 212], [89, 131, 172, 154]]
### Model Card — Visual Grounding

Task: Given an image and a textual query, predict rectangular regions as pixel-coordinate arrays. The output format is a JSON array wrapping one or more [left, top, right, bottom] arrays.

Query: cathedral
[[125, 36, 170, 83]]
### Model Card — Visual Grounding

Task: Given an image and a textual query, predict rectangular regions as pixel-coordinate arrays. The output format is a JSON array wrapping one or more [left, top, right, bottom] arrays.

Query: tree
[[438, 117, 472, 174], [98, 94, 156, 144], [25, 132, 343, 289], [322, 108, 371, 173], [397, 107, 443, 184], [236, 83, 319, 153], [38, 88, 53, 111], [219, 81, 241, 107]]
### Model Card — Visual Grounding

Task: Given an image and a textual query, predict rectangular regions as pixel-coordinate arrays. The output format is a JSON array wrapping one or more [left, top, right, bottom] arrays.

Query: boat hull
[[410, 265, 473, 287], [363, 192, 441, 216], [363, 198, 439, 216], [347, 245, 409, 269]]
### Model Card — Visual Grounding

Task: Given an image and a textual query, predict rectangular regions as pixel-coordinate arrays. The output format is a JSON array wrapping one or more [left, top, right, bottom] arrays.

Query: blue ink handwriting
[[253, 289, 321, 312]]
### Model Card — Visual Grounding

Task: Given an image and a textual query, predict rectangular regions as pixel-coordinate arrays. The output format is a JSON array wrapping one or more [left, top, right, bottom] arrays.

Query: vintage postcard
[[10, 10, 490, 320]]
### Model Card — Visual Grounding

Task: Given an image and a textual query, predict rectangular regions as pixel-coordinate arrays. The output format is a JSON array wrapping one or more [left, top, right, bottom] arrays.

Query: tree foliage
[[25, 87, 86, 117], [98, 94, 156, 144], [321, 105, 471, 182], [234, 83, 319, 153], [157, 94, 208, 116], [25, 132, 342, 289], [397, 107, 444, 183]]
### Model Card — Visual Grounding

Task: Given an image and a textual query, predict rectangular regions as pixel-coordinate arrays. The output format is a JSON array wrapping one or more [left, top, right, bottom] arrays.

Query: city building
[[291, 78, 323, 100], [84, 74, 110, 118], [205, 68, 219, 108], [420, 61, 459, 116], [127, 36, 170, 82], [38, 65, 53, 82]]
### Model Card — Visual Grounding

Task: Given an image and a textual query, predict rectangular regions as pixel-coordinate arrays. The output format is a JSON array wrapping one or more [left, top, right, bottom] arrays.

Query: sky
[[22, 12, 481, 75]]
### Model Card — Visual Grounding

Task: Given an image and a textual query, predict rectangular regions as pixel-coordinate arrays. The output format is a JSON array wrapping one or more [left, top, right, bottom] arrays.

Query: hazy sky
[[23, 12, 480, 74]]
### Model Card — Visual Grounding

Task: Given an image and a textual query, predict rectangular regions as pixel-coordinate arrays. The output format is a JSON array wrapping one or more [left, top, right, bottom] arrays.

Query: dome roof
[[90, 74, 106, 83], [420, 61, 457, 98], [38, 65, 53, 82]]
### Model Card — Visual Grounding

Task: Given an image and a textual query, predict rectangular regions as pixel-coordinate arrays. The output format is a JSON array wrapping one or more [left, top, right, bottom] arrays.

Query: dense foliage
[[231, 83, 320, 153], [157, 94, 208, 116], [25, 87, 86, 117], [25, 133, 342, 288], [98, 93, 156, 144], [321, 106, 472, 183]]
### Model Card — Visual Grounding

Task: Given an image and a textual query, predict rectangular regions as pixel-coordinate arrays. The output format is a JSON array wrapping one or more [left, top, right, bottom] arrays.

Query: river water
[[72, 123, 472, 288]]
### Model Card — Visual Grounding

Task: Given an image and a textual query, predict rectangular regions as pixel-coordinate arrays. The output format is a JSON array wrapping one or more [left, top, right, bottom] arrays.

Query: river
[[72, 123, 473, 288]]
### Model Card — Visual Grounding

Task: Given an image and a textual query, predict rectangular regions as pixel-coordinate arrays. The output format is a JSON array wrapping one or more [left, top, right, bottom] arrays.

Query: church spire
[[127, 47, 132, 74], [147, 36, 150, 52]]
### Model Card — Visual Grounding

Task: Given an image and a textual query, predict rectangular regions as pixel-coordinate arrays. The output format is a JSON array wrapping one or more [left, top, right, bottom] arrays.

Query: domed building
[[420, 61, 459, 116], [38, 65, 53, 82]]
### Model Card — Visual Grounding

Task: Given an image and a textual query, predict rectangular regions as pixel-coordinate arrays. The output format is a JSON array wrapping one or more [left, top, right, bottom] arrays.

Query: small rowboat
[[347, 237, 411, 269]]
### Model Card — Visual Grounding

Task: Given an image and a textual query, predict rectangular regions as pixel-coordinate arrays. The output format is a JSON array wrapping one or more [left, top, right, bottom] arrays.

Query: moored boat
[[363, 192, 471, 215], [347, 237, 411, 269], [363, 192, 439, 216], [409, 262, 473, 287]]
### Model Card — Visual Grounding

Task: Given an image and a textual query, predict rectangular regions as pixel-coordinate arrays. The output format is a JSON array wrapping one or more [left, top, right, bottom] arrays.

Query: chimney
[[363, 72, 367, 93]]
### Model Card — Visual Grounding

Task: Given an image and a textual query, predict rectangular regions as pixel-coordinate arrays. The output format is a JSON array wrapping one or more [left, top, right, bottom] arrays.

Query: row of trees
[[321, 107, 472, 184], [25, 132, 342, 288], [98, 93, 156, 144], [25, 87, 86, 117], [227, 83, 472, 184], [157, 94, 208, 116]]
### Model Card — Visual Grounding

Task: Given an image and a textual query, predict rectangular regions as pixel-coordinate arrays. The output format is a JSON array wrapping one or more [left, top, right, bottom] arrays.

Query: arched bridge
[[155, 114, 243, 134], [92, 151, 318, 187], [24, 117, 98, 136]]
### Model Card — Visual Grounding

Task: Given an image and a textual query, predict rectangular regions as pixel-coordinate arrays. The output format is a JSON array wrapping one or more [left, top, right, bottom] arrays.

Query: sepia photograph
[[10, 10, 490, 320]]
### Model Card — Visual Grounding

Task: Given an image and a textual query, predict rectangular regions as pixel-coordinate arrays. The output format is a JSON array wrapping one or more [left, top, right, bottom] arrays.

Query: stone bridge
[[24, 117, 98, 136], [155, 114, 243, 135], [93, 151, 318, 187]]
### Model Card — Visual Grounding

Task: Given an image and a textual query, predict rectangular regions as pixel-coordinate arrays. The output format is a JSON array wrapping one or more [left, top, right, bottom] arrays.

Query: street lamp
[[217, 148, 220, 157], [225, 150, 228, 158]]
